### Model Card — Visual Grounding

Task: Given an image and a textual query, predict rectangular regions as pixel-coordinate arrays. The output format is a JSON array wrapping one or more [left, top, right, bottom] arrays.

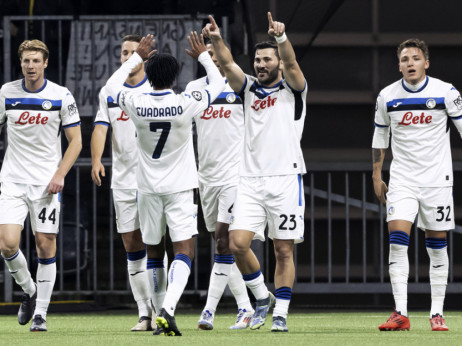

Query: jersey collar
[[22, 78, 47, 93], [123, 74, 148, 88], [401, 76, 428, 93]]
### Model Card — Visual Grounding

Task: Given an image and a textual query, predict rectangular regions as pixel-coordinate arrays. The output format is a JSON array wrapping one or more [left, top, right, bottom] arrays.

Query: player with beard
[[203, 13, 307, 332]]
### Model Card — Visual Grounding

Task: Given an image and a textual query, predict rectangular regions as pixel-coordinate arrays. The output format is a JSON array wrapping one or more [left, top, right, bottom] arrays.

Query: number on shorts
[[436, 206, 451, 222], [279, 214, 296, 230], [38, 207, 57, 224], [149, 122, 171, 159]]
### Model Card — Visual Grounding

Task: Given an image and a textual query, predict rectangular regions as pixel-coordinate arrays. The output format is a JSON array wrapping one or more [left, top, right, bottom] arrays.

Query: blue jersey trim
[[123, 74, 148, 88], [63, 121, 81, 129], [22, 78, 47, 93], [401, 76, 428, 93], [286, 79, 307, 93], [451, 114, 462, 120], [374, 122, 389, 128], [94, 121, 110, 127], [298, 174, 302, 206], [386, 97, 445, 112], [149, 91, 172, 96], [5, 98, 62, 107]]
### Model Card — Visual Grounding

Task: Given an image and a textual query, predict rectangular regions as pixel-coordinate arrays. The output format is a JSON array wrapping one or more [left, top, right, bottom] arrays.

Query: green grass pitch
[[1, 311, 462, 345]]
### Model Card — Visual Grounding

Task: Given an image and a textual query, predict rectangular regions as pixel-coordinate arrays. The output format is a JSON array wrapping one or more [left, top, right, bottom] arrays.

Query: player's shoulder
[[427, 76, 455, 92], [186, 76, 208, 91], [45, 79, 73, 97], [379, 79, 402, 97], [1, 79, 24, 95]]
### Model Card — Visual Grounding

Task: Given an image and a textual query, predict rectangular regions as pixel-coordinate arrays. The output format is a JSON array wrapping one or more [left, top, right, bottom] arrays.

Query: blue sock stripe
[[38, 256, 56, 265], [275, 286, 292, 300], [127, 249, 146, 261], [242, 270, 261, 282], [174, 254, 191, 269], [389, 231, 410, 246], [147, 258, 165, 269], [425, 237, 447, 249], [5, 250, 20, 261], [214, 254, 235, 264]]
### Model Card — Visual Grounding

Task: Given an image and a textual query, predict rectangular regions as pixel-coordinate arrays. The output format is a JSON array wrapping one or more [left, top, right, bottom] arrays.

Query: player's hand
[[136, 34, 157, 61], [267, 12, 285, 37], [202, 15, 221, 40], [186, 31, 206, 59], [48, 173, 65, 194], [91, 162, 105, 187], [373, 179, 388, 204]]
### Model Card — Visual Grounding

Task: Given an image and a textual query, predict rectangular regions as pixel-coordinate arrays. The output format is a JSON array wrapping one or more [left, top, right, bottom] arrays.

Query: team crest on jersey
[[42, 100, 52, 110], [426, 98, 436, 109], [226, 93, 236, 103], [388, 206, 395, 216], [192, 91, 202, 101]]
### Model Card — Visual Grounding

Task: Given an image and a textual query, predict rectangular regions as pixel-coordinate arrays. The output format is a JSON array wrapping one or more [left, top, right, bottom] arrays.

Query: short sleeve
[[117, 89, 137, 117], [445, 86, 462, 118], [0, 88, 6, 125], [373, 94, 390, 127], [181, 89, 211, 115], [60, 89, 81, 128], [94, 87, 111, 126]]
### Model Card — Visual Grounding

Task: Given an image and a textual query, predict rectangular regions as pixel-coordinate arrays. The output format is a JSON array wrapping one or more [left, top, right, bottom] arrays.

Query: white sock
[[389, 244, 409, 316], [4, 250, 35, 296], [127, 256, 151, 318], [228, 263, 252, 311], [204, 262, 232, 313], [426, 239, 448, 317], [34, 260, 56, 320], [243, 271, 268, 301], [161, 258, 191, 316], [147, 253, 168, 316], [273, 287, 292, 319]]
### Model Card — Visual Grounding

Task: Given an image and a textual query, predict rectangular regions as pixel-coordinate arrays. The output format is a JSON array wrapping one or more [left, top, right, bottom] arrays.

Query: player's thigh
[[228, 177, 267, 242], [164, 190, 198, 243], [417, 186, 454, 231], [137, 192, 167, 245], [29, 185, 60, 235], [265, 175, 305, 244], [386, 184, 419, 226], [199, 183, 220, 233], [0, 182, 29, 230], [113, 189, 140, 234]]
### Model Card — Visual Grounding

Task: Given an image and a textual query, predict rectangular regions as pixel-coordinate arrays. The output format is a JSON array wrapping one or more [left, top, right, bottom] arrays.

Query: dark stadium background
[[1, 0, 462, 312]]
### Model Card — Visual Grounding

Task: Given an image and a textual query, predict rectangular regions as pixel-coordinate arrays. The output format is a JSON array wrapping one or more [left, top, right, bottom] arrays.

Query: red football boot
[[430, 314, 448, 331], [378, 309, 410, 331]]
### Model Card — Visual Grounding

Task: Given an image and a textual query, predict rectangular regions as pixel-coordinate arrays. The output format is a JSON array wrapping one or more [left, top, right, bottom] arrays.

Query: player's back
[[118, 88, 210, 195]]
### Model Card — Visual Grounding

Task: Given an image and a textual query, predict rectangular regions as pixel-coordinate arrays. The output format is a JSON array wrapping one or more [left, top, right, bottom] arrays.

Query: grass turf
[[1, 311, 462, 345]]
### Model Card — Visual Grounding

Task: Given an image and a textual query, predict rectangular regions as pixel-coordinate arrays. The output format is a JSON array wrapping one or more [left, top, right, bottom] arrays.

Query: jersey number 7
[[150, 122, 171, 159]]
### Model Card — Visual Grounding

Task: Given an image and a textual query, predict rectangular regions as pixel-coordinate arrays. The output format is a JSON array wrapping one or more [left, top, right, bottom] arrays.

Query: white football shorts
[[0, 181, 61, 234], [386, 184, 454, 231], [199, 183, 237, 233], [138, 189, 198, 245], [229, 175, 305, 244], [112, 189, 140, 233]]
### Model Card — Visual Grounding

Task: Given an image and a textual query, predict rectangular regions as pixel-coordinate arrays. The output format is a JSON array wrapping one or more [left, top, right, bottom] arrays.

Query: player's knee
[[274, 244, 294, 263], [0, 246, 19, 259], [215, 236, 230, 254], [228, 239, 246, 257]]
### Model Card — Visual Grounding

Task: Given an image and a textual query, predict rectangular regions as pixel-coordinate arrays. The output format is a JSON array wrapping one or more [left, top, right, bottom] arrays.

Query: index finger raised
[[267, 12, 274, 25]]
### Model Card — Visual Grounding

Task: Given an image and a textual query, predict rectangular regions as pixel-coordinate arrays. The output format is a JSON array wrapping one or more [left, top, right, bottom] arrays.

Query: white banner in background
[[65, 19, 198, 116]]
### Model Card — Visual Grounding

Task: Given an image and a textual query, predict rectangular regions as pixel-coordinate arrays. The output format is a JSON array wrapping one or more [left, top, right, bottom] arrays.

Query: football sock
[[273, 286, 292, 319], [147, 253, 168, 316], [4, 250, 36, 296], [389, 231, 410, 316], [161, 254, 191, 316], [127, 250, 151, 318], [426, 237, 448, 318], [228, 263, 253, 311], [242, 270, 268, 301], [204, 255, 234, 313], [34, 257, 57, 320]]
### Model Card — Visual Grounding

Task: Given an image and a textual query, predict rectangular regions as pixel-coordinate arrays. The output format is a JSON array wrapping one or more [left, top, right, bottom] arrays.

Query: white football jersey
[[94, 75, 152, 189], [117, 88, 211, 194], [238, 75, 307, 176], [372, 76, 462, 187], [0, 79, 81, 185], [186, 77, 244, 186]]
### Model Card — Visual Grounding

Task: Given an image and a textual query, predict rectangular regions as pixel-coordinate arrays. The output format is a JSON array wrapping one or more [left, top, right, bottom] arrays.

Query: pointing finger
[[268, 12, 274, 26]]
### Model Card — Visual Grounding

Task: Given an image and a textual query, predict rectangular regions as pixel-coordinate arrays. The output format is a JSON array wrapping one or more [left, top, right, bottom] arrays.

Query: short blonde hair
[[18, 40, 49, 61]]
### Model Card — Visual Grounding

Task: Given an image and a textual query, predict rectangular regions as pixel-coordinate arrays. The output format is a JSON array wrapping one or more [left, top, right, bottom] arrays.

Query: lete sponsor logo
[[200, 106, 231, 120], [251, 95, 277, 111], [14, 112, 48, 125], [398, 112, 432, 126], [116, 110, 130, 121]]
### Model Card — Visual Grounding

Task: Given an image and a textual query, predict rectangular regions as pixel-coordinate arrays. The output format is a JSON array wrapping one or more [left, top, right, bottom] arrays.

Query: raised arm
[[186, 31, 225, 103], [203, 15, 245, 93], [267, 12, 305, 91]]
